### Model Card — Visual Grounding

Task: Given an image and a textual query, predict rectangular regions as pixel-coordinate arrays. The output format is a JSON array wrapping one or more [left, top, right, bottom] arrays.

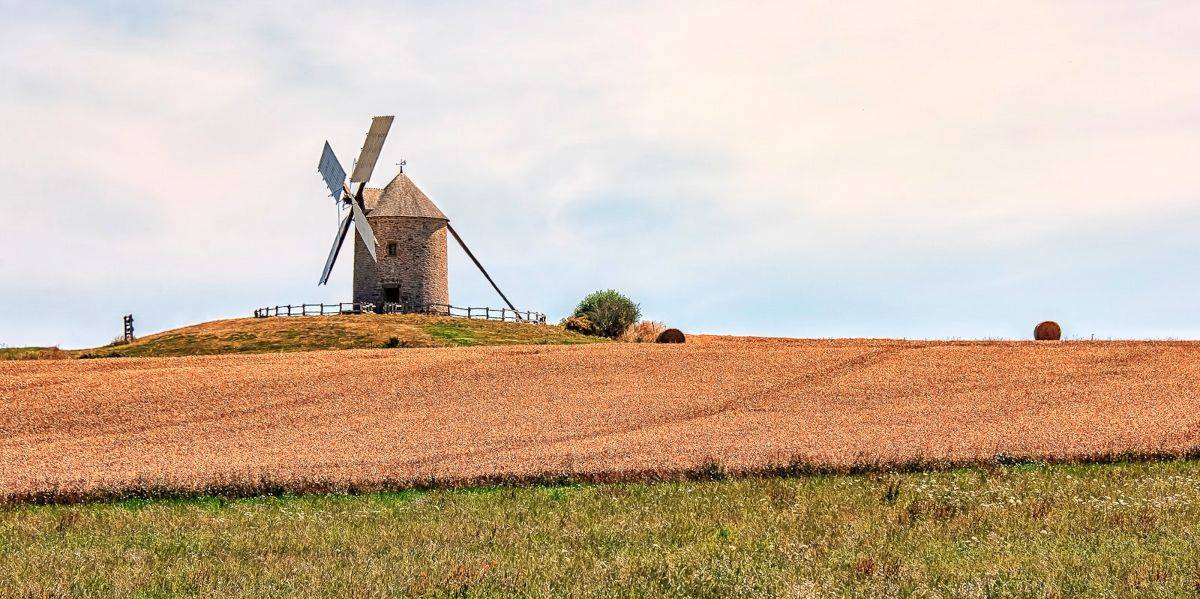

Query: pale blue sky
[[1, 1, 1198, 348]]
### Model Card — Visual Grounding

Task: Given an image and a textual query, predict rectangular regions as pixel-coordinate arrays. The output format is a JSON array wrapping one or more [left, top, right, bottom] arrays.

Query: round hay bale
[[656, 328, 686, 344], [1034, 321, 1062, 341]]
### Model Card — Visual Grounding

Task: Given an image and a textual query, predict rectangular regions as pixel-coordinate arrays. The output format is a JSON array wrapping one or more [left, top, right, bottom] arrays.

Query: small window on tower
[[386, 242, 397, 257]]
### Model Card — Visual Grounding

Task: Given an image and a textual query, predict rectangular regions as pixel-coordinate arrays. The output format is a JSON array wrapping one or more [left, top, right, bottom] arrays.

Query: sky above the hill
[[1, 1, 1198, 347]]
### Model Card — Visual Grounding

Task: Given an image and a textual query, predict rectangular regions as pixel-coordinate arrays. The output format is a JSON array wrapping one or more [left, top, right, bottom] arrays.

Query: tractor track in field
[[265, 345, 923, 476], [393, 344, 919, 470]]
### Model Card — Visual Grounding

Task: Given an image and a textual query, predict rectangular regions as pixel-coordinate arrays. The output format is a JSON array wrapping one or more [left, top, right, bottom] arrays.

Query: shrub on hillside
[[620, 320, 665, 343], [572, 290, 641, 338], [561, 315, 594, 335]]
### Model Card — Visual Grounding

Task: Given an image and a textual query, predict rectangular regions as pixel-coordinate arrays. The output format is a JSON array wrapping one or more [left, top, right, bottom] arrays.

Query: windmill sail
[[349, 115, 395, 183], [318, 142, 347, 202], [350, 200, 378, 261], [319, 211, 354, 285]]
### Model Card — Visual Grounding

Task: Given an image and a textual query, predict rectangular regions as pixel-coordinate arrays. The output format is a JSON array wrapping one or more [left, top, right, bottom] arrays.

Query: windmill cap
[[362, 173, 448, 220]]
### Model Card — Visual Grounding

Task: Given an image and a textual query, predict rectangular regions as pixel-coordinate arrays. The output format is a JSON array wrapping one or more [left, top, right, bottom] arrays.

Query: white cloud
[[1, 1, 1198, 346]]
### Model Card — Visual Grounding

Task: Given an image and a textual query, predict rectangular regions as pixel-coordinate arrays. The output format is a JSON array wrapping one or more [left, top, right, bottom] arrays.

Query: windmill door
[[384, 286, 400, 304]]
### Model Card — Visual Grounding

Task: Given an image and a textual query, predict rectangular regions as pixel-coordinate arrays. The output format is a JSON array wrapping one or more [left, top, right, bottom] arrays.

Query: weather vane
[[397, 159, 406, 174]]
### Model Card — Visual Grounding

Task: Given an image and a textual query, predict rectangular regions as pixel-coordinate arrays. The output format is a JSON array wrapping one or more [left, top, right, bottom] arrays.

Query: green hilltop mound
[[3, 314, 603, 360]]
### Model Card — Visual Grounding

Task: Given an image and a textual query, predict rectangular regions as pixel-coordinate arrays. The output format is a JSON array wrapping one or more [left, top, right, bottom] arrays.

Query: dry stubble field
[[2, 336, 1200, 499]]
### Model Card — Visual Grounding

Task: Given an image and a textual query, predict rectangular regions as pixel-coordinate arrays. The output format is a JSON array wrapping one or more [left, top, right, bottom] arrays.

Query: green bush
[[572, 290, 641, 338]]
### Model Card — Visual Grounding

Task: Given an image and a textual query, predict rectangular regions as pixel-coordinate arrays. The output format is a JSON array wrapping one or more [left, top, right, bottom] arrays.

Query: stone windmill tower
[[353, 173, 448, 306], [315, 115, 522, 315]]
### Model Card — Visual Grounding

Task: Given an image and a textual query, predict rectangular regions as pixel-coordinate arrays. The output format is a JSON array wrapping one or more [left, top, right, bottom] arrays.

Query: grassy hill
[[1, 314, 603, 359]]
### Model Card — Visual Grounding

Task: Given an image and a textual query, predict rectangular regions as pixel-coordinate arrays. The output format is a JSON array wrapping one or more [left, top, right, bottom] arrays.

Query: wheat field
[[2, 336, 1199, 500]]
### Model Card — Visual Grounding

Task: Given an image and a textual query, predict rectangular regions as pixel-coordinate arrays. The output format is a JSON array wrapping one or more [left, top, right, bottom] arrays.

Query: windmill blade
[[349, 115, 395, 184], [318, 142, 348, 202], [319, 211, 354, 285], [350, 200, 378, 261], [447, 224, 521, 317]]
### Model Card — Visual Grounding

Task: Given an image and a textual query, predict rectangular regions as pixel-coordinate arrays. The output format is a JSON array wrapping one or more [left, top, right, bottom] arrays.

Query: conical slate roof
[[361, 173, 447, 220]]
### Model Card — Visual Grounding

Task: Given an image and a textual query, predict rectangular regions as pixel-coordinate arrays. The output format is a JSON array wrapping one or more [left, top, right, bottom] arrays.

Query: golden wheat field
[[2, 336, 1199, 499]]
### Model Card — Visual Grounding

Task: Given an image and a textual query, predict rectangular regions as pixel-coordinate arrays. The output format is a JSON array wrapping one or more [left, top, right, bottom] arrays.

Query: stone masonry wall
[[353, 217, 449, 307]]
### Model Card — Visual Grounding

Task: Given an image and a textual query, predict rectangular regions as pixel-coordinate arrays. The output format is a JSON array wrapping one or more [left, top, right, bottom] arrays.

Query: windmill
[[314, 116, 523, 317]]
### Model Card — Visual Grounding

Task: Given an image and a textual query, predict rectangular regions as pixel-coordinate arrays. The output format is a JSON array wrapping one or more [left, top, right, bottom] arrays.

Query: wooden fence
[[253, 303, 368, 317], [253, 302, 547, 324], [411, 304, 546, 324]]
